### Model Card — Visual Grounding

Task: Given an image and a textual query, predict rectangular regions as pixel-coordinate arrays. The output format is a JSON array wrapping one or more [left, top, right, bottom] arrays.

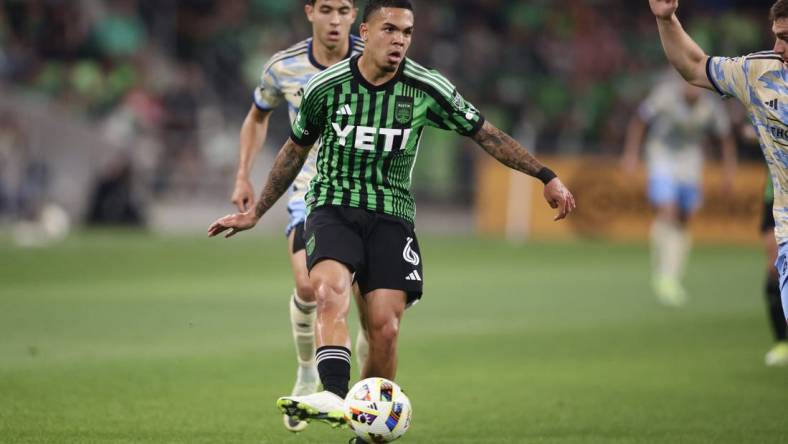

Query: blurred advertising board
[[476, 156, 766, 244]]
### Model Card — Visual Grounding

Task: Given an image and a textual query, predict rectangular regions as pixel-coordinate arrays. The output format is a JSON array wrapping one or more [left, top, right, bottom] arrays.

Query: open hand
[[208, 211, 258, 238], [543, 178, 576, 221]]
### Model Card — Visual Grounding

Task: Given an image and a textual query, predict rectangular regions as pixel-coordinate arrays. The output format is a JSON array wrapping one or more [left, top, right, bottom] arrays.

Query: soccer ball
[[344, 377, 412, 443]]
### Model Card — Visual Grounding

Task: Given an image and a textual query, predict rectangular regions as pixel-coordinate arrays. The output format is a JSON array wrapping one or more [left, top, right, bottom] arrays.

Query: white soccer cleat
[[283, 414, 308, 433], [282, 366, 320, 432], [765, 342, 788, 367], [277, 390, 346, 428]]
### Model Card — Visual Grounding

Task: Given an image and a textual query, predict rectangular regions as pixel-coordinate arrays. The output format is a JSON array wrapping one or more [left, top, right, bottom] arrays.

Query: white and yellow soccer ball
[[344, 377, 412, 443]]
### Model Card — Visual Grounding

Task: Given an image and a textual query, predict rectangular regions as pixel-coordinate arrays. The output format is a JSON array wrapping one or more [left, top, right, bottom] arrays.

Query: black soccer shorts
[[290, 222, 307, 254], [761, 198, 776, 234], [303, 205, 423, 306]]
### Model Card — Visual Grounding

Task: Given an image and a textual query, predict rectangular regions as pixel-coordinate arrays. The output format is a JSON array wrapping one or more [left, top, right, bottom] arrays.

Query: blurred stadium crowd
[[0, 0, 777, 227]]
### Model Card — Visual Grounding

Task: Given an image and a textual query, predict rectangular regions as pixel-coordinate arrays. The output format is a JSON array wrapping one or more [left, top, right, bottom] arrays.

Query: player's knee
[[294, 278, 315, 302], [369, 316, 400, 347], [311, 276, 348, 312]]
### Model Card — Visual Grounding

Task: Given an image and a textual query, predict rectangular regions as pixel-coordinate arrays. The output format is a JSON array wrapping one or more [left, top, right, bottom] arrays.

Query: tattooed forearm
[[472, 121, 544, 176], [254, 139, 310, 219]]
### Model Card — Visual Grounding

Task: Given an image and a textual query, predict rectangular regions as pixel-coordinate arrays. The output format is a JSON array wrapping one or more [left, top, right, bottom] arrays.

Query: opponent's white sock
[[354, 328, 369, 371], [650, 219, 670, 278], [290, 290, 317, 369], [663, 222, 690, 281], [651, 219, 689, 282]]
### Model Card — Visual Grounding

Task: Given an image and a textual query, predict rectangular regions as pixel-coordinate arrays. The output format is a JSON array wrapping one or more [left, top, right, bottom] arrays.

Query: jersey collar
[[308, 36, 355, 70], [350, 54, 406, 91]]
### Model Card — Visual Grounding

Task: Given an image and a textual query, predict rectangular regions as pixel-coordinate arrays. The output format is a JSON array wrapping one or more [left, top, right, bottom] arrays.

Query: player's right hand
[[231, 178, 255, 212], [543, 178, 576, 221], [649, 0, 678, 20], [208, 211, 258, 238]]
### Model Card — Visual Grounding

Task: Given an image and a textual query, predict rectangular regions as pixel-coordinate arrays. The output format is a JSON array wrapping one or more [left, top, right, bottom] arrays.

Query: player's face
[[360, 8, 414, 73], [306, 0, 357, 50], [772, 18, 788, 65]]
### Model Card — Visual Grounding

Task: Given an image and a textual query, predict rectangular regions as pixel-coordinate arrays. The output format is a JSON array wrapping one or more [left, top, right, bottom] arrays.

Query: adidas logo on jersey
[[767, 99, 779, 111], [405, 270, 422, 281], [336, 104, 353, 116]]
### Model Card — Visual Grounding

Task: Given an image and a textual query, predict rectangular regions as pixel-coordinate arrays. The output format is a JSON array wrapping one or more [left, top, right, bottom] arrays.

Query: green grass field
[[1, 231, 787, 443]]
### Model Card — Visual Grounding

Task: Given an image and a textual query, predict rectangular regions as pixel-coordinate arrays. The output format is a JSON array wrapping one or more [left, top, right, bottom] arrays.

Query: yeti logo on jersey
[[394, 96, 413, 124], [402, 237, 420, 266], [331, 123, 412, 151]]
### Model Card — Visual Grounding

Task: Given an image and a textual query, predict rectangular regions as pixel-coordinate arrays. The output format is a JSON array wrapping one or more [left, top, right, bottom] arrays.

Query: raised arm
[[471, 120, 576, 220], [232, 105, 272, 211], [649, 0, 713, 90], [209, 138, 311, 238]]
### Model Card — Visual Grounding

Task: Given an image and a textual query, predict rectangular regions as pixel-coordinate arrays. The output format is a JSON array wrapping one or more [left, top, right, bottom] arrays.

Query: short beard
[[381, 63, 398, 73]]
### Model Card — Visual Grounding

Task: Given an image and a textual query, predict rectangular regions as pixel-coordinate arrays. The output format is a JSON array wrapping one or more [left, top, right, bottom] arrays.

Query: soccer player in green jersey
[[231, 0, 367, 431], [648, 0, 788, 363], [209, 0, 576, 425]]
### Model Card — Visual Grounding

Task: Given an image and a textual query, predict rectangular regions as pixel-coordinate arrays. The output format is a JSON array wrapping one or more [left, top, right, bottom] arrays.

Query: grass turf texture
[[1, 231, 787, 443]]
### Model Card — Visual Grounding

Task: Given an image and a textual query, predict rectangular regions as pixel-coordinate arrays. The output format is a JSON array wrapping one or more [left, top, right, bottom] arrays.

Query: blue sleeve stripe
[[705, 57, 726, 97]]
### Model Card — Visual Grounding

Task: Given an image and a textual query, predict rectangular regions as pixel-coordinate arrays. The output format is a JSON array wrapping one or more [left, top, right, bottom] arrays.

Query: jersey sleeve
[[253, 60, 285, 111], [422, 71, 485, 136], [289, 86, 324, 146], [706, 56, 750, 105]]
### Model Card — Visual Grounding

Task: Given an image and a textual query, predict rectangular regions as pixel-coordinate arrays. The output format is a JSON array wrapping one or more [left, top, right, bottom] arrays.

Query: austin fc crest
[[394, 96, 413, 124]]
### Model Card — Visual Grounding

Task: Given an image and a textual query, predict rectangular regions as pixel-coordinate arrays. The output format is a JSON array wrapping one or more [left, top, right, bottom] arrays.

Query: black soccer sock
[[765, 276, 787, 341], [316, 346, 351, 399]]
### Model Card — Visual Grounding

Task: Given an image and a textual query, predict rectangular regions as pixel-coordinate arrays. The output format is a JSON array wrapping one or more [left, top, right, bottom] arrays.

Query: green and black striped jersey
[[290, 55, 484, 223]]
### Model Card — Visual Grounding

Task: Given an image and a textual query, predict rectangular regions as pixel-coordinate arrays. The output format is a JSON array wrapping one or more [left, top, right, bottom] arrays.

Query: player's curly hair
[[770, 0, 788, 21], [362, 0, 413, 22]]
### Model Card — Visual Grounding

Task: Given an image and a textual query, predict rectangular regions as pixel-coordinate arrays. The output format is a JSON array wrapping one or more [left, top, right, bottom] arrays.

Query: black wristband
[[535, 167, 557, 185]]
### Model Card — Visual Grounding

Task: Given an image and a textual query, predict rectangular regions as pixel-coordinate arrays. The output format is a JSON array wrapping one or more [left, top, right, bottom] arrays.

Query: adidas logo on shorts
[[405, 270, 422, 281]]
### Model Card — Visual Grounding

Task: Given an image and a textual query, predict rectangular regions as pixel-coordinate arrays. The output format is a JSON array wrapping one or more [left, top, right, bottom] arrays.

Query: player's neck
[[311, 38, 349, 68], [357, 54, 399, 86]]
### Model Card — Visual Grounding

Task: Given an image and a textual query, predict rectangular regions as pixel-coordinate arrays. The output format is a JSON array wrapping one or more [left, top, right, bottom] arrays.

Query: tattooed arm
[[254, 138, 311, 219], [471, 120, 577, 220], [472, 121, 546, 177], [208, 138, 311, 238]]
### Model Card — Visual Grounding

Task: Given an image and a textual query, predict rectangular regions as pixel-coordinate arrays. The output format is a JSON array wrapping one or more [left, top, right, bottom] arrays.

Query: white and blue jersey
[[253, 35, 364, 234], [706, 51, 788, 319], [638, 79, 730, 213]]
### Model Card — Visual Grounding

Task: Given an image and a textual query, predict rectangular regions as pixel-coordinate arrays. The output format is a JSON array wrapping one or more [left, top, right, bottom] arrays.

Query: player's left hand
[[208, 211, 258, 238], [543, 177, 576, 221]]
